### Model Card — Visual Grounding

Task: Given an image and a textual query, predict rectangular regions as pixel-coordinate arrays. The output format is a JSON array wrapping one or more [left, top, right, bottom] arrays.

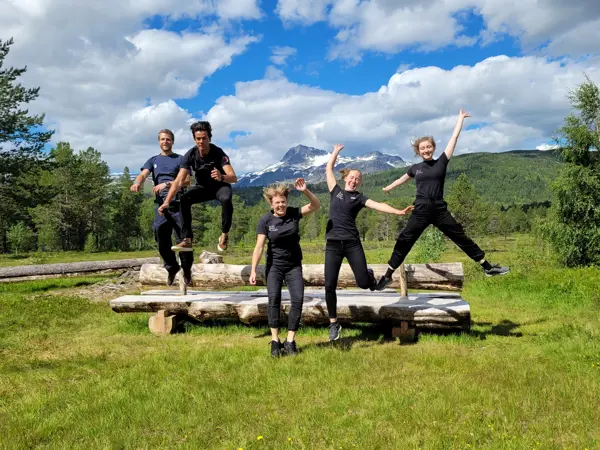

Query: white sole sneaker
[[171, 245, 193, 252]]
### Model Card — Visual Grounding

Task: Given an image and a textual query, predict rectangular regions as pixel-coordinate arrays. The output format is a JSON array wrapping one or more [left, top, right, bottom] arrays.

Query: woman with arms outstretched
[[376, 109, 509, 291], [250, 178, 320, 357], [324, 144, 413, 341]]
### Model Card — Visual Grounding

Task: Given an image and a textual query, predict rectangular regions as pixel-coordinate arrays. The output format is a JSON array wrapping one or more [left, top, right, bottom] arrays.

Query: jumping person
[[131, 129, 193, 286], [159, 121, 237, 258], [249, 178, 320, 357], [376, 109, 509, 291], [324, 144, 414, 341]]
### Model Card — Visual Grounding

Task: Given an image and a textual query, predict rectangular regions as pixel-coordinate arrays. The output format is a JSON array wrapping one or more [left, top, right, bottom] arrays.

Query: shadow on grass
[[468, 318, 548, 339]]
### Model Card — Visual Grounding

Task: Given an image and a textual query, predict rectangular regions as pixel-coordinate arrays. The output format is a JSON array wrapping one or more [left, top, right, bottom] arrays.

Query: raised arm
[[249, 234, 267, 285], [365, 199, 414, 216], [294, 178, 320, 217], [326, 144, 344, 192], [130, 169, 151, 192], [157, 168, 189, 215], [444, 109, 471, 160], [382, 173, 413, 194]]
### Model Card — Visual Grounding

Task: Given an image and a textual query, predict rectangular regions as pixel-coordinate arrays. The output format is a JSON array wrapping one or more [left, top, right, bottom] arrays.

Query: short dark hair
[[158, 129, 174, 141], [190, 121, 212, 140]]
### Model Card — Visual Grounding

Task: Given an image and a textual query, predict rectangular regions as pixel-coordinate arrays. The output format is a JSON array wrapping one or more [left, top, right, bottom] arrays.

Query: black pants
[[266, 264, 304, 331], [180, 182, 233, 240], [153, 204, 193, 274], [324, 239, 375, 319], [388, 200, 485, 270]]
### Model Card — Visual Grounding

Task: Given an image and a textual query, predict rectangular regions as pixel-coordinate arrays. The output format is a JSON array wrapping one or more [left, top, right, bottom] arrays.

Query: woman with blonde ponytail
[[323, 144, 414, 341]]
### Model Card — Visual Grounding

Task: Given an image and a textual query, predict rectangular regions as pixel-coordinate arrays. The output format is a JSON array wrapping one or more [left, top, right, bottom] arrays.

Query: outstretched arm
[[365, 199, 414, 216], [157, 168, 189, 216], [294, 178, 320, 217], [249, 234, 267, 285], [444, 109, 471, 160], [130, 169, 151, 192], [326, 144, 344, 192], [382, 173, 413, 194]]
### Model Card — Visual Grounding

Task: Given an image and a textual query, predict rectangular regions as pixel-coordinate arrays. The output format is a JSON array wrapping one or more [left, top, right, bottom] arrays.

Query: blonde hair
[[263, 183, 290, 203], [412, 136, 436, 156], [339, 168, 362, 181]]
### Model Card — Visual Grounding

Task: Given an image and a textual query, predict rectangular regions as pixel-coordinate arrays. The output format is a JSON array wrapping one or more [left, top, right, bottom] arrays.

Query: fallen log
[[110, 290, 470, 332], [139, 262, 464, 291], [0, 257, 159, 281]]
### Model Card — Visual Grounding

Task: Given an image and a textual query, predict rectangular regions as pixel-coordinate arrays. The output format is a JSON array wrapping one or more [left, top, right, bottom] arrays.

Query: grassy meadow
[[1, 234, 599, 449]]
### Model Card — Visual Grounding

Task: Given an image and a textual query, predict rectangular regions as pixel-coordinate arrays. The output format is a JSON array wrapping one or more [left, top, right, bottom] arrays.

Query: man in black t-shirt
[[130, 129, 193, 286], [159, 121, 238, 259]]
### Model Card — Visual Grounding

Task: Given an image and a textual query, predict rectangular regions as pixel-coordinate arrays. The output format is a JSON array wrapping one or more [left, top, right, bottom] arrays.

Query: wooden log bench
[[109, 260, 469, 342]]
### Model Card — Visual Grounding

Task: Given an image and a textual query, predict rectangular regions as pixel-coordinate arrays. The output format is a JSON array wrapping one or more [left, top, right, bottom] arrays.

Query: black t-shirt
[[326, 184, 368, 241], [141, 153, 186, 203], [407, 152, 449, 201], [182, 143, 231, 186], [257, 207, 303, 266]]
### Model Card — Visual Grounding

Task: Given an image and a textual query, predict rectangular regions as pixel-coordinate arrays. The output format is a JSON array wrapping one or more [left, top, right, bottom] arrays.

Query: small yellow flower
[[288, 438, 292, 442], [257, 436, 263, 441]]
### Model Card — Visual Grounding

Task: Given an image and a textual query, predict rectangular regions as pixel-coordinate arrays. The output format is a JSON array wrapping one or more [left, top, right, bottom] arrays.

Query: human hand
[[130, 183, 141, 193], [211, 168, 223, 181], [152, 183, 167, 194], [157, 202, 169, 216], [459, 109, 471, 119], [295, 178, 307, 192], [333, 144, 344, 153], [249, 270, 257, 285]]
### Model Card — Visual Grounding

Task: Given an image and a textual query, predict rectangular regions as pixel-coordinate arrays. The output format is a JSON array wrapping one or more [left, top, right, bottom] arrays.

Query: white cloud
[[204, 54, 600, 172], [270, 46, 297, 66], [1, 0, 261, 171], [275, 0, 600, 61]]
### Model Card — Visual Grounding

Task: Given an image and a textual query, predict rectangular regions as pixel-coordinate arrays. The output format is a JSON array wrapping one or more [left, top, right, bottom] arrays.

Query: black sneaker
[[328, 322, 342, 341], [167, 268, 179, 286], [367, 268, 376, 291], [283, 340, 298, 356], [270, 340, 283, 358], [484, 264, 510, 277], [183, 269, 193, 287], [375, 276, 393, 291]]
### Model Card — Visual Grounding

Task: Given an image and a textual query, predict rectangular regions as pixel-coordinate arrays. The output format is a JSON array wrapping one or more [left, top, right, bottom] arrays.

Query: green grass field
[[1, 235, 599, 449]]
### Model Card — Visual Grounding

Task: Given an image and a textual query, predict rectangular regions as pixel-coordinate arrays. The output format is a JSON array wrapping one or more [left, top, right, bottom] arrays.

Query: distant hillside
[[234, 150, 563, 206]]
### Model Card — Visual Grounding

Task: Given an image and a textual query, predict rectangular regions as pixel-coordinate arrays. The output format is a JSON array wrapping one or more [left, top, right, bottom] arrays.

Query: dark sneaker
[[329, 322, 342, 341], [172, 239, 193, 252], [367, 268, 376, 291], [217, 234, 229, 252], [484, 264, 510, 277], [183, 269, 193, 287], [270, 340, 283, 358], [283, 340, 298, 356], [166, 268, 179, 286], [375, 276, 393, 291]]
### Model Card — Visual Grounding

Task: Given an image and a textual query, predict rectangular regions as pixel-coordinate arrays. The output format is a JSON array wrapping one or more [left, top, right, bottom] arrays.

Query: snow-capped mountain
[[237, 145, 408, 187]]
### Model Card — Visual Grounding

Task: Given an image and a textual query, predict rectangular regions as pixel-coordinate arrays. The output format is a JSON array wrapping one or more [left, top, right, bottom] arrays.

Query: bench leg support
[[148, 310, 177, 336], [392, 321, 416, 344]]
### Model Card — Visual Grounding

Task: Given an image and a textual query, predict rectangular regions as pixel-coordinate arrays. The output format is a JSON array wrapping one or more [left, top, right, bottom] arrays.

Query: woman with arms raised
[[250, 178, 320, 357], [376, 109, 509, 291], [324, 144, 413, 341]]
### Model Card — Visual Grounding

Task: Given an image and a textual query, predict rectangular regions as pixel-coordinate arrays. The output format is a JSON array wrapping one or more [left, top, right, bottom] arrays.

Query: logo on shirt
[[415, 169, 423, 175], [350, 196, 356, 200], [268, 225, 277, 232], [154, 164, 157, 168], [336, 192, 344, 200]]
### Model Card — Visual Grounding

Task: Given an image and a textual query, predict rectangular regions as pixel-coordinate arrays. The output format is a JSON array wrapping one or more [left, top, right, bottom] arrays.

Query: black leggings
[[266, 264, 304, 331], [153, 204, 193, 274], [324, 239, 375, 319], [180, 182, 233, 240], [388, 200, 485, 270]]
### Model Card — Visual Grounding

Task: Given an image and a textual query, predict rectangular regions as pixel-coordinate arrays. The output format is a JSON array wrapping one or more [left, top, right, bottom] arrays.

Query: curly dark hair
[[190, 121, 212, 140]]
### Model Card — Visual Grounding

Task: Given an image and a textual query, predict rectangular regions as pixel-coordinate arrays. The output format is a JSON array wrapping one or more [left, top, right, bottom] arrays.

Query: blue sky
[[2, 0, 599, 172]]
